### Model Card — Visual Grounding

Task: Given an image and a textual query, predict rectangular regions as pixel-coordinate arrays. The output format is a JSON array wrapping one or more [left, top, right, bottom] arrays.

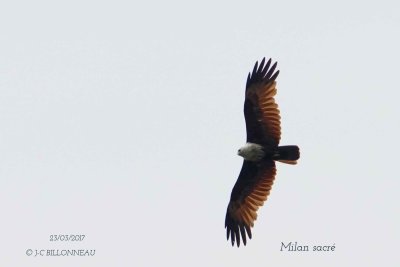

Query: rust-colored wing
[[245, 58, 281, 147], [225, 160, 276, 247]]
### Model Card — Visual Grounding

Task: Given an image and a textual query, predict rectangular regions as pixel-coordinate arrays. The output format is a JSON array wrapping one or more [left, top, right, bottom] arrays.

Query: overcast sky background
[[1, 0, 399, 266]]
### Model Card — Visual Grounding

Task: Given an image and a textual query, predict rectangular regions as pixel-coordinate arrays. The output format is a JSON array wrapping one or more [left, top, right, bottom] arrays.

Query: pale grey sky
[[1, 0, 399, 266]]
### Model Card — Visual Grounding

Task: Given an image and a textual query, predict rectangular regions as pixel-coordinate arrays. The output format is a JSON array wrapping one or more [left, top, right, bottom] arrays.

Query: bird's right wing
[[225, 160, 276, 247]]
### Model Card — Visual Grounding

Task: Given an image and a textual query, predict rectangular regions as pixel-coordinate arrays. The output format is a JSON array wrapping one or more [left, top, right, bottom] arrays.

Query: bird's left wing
[[225, 160, 276, 247], [244, 58, 281, 147]]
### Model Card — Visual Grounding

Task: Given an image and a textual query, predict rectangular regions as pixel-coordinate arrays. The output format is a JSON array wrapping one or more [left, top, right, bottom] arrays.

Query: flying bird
[[225, 58, 300, 247]]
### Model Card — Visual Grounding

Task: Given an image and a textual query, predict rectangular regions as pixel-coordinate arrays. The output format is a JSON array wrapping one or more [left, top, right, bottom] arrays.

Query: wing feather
[[225, 160, 276, 247], [245, 58, 281, 146]]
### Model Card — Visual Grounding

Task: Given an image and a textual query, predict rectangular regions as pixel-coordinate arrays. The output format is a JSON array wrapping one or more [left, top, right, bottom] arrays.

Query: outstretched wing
[[245, 58, 281, 147], [225, 160, 276, 247]]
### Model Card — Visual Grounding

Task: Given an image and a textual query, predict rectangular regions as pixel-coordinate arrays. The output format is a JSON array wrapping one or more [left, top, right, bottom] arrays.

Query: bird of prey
[[225, 58, 300, 247]]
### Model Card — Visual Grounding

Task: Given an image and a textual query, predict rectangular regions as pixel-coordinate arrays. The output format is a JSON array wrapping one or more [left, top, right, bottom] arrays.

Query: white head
[[237, 143, 265, 161]]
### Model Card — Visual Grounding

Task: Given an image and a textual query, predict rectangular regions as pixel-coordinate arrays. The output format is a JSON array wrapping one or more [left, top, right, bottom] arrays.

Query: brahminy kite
[[225, 58, 300, 247]]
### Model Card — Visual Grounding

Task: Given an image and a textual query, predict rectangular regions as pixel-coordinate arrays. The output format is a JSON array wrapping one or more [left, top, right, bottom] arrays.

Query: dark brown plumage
[[225, 58, 300, 247]]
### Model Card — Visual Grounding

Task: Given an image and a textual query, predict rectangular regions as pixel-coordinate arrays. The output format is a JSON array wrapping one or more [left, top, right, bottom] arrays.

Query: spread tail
[[274, 145, 300, 165]]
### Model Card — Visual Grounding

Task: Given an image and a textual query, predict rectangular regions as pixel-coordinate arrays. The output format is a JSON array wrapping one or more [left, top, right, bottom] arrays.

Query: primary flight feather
[[225, 58, 300, 247]]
